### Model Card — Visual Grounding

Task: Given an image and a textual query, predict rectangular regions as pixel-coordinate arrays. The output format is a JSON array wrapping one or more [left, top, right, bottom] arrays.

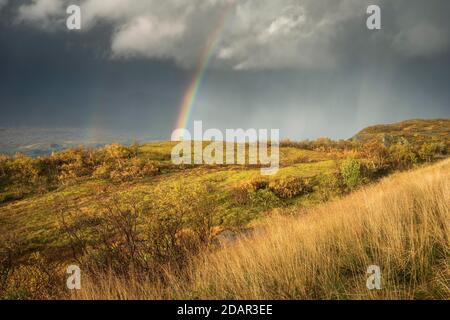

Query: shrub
[[249, 177, 269, 191], [9, 153, 40, 189], [360, 139, 390, 174], [315, 172, 343, 202], [340, 158, 365, 191], [56, 148, 96, 186], [388, 142, 418, 170], [0, 155, 10, 187], [93, 194, 148, 272], [92, 162, 113, 180], [230, 184, 251, 205], [103, 144, 133, 160], [151, 182, 219, 247], [140, 161, 160, 177], [268, 176, 310, 199], [230, 178, 269, 205], [418, 142, 446, 162], [57, 182, 223, 282], [145, 213, 185, 270], [248, 189, 280, 209], [91, 147, 160, 182], [0, 253, 65, 300], [231, 176, 312, 204], [0, 234, 65, 300]]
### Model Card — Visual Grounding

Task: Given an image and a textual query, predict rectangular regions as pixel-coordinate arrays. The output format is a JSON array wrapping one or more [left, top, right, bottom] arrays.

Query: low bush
[[268, 176, 312, 199], [230, 178, 269, 205], [340, 158, 366, 192], [388, 142, 418, 170]]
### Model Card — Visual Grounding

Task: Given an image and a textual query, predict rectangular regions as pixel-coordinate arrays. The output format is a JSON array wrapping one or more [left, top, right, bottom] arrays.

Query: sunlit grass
[[75, 159, 450, 300]]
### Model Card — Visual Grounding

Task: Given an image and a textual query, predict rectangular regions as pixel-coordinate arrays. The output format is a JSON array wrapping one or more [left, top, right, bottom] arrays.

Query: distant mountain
[[352, 119, 450, 145], [0, 127, 146, 156], [2, 119, 449, 156]]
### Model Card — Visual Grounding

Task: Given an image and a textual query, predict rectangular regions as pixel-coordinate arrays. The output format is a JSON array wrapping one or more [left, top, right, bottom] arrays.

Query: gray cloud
[[13, 0, 450, 70], [17, 0, 64, 28], [393, 23, 449, 57], [0, 0, 8, 10]]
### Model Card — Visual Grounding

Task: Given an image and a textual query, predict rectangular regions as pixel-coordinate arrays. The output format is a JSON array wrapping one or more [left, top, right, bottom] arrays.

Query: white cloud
[[14, 0, 450, 69], [111, 16, 186, 60], [17, 0, 64, 26]]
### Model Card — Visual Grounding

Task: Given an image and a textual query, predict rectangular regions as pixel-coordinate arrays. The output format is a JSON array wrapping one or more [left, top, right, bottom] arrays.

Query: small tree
[[418, 142, 446, 162], [388, 142, 418, 170], [361, 139, 390, 173], [340, 158, 365, 191]]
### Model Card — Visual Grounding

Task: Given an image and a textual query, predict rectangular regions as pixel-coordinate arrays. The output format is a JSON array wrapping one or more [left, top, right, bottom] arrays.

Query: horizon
[[1, 116, 448, 139]]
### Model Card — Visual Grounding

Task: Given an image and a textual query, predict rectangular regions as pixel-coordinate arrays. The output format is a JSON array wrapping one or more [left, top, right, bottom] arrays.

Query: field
[[76, 159, 450, 299], [0, 144, 338, 263], [0, 119, 449, 299]]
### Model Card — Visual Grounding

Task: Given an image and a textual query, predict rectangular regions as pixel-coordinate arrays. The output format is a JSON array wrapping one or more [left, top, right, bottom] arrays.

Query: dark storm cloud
[[0, 0, 449, 140], [11, 0, 450, 69]]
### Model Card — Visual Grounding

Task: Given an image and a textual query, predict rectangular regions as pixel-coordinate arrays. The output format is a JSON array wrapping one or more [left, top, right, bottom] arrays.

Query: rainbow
[[174, 4, 233, 134]]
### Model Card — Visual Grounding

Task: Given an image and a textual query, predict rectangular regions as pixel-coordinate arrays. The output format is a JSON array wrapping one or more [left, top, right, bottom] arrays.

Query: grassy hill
[[0, 118, 449, 299], [0, 144, 338, 262], [76, 159, 450, 300], [352, 119, 450, 145]]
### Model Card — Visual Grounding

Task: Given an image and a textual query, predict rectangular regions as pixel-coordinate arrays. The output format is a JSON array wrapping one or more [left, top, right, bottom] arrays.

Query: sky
[[0, 0, 449, 141]]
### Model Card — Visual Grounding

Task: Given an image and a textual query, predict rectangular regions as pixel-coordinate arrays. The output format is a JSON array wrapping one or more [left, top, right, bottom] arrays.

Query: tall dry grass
[[73, 159, 450, 300]]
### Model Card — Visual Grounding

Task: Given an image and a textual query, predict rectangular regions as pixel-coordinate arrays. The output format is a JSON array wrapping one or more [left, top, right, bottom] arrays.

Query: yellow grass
[[73, 159, 450, 300]]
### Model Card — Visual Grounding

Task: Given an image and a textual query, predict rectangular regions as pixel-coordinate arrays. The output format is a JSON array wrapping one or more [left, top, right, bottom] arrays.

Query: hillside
[[352, 119, 450, 145], [0, 119, 449, 299], [0, 143, 338, 260], [76, 159, 450, 300]]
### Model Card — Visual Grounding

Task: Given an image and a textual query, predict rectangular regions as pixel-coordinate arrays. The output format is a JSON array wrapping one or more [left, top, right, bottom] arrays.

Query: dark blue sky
[[0, 0, 449, 140], [0, 20, 189, 139]]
